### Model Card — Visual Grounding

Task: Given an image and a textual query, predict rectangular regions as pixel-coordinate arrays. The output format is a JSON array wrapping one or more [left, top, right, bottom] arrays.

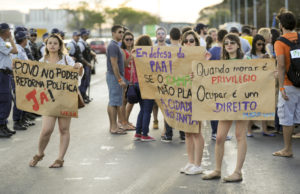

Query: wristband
[[118, 78, 122, 83], [280, 87, 285, 92]]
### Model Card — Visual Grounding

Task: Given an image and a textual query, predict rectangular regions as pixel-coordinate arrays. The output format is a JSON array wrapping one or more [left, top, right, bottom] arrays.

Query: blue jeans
[[211, 120, 219, 134], [0, 72, 12, 125], [11, 76, 24, 121], [165, 121, 185, 138], [79, 65, 91, 98], [136, 97, 154, 136]]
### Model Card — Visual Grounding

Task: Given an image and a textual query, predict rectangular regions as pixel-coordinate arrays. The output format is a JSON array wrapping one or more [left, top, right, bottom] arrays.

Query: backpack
[[278, 33, 300, 87]]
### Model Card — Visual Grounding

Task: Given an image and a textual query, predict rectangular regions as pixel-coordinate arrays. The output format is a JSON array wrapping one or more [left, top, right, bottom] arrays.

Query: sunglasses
[[157, 32, 165, 36], [224, 41, 236, 46], [31, 34, 37, 37], [118, 31, 124, 34], [125, 38, 133, 41], [184, 39, 195, 44], [256, 43, 265, 46]]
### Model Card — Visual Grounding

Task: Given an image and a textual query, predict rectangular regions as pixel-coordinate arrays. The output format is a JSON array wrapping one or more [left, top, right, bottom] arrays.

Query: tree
[[105, 7, 160, 33], [65, 1, 105, 30]]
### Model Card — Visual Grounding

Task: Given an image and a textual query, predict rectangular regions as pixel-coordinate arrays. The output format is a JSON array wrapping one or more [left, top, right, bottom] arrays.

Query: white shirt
[[12, 44, 28, 60], [39, 55, 75, 66], [78, 38, 87, 53]]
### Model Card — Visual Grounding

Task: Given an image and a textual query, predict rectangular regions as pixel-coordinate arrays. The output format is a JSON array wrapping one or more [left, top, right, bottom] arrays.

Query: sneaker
[[211, 134, 217, 140], [153, 120, 159, 129], [141, 135, 155, 142], [134, 133, 142, 141], [180, 163, 193, 173], [161, 135, 172, 143], [185, 165, 204, 175]]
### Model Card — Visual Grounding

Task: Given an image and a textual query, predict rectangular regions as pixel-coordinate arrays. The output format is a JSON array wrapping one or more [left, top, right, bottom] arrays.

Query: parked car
[[90, 40, 106, 54]]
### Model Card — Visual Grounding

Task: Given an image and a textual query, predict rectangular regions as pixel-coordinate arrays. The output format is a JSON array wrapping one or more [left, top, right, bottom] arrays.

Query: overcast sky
[[0, 0, 222, 23]]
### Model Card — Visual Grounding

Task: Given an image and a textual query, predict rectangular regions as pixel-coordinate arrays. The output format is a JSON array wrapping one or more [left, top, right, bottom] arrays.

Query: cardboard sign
[[134, 46, 206, 133], [192, 59, 276, 120], [13, 59, 79, 118]]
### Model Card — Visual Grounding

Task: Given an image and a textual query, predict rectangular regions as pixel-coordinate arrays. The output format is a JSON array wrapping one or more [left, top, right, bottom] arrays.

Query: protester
[[203, 33, 248, 182], [194, 23, 208, 46], [205, 35, 213, 50], [161, 27, 185, 143], [133, 35, 156, 141], [180, 30, 205, 175], [258, 28, 273, 56], [152, 27, 168, 129], [0, 23, 18, 138], [208, 28, 218, 47], [230, 27, 251, 54], [241, 25, 253, 46], [181, 26, 192, 35], [106, 25, 127, 135], [120, 31, 136, 130], [245, 34, 275, 137], [29, 34, 82, 168], [270, 28, 281, 58], [208, 29, 232, 141], [273, 8, 299, 158]]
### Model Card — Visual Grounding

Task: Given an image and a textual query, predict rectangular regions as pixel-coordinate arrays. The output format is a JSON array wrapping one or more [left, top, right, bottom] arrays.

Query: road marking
[[94, 177, 111, 180], [64, 177, 83, 181]]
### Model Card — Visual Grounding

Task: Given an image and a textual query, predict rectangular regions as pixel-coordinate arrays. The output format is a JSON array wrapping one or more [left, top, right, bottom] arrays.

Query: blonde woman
[[29, 34, 82, 168]]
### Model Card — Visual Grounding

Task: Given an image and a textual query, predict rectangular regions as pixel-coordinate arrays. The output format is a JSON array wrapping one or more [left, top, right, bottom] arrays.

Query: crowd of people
[[105, 8, 299, 182], [0, 24, 95, 167], [0, 7, 299, 182]]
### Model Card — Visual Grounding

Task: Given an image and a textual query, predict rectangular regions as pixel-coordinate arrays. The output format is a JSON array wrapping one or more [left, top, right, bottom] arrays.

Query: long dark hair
[[222, 33, 244, 60], [251, 34, 266, 56], [135, 35, 152, 46], [121, 31, 134, 49], [181, 30, 200, 46], [44, 34, 66, 59]]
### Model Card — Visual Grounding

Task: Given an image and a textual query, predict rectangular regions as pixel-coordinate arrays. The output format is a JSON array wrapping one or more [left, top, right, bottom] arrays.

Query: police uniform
[[67, 35, 83, 63], [78, 33, 92, 100], [0, 25, 13, 137], [11, 32, 29, 130]]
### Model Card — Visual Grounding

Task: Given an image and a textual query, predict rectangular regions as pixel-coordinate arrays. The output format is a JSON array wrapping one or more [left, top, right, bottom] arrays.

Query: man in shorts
[[106, 25, 127, 134], [273, 9, 298, 157]]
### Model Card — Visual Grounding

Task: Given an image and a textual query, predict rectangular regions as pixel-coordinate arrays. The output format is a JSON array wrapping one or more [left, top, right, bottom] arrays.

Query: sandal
[[272, 150, 293, 158], [223, 171, 243, 182], [110, 129, 127, 135], [202, 170, 221, 180], [29, 154, 45, 167], [49, 159, 64, 168]]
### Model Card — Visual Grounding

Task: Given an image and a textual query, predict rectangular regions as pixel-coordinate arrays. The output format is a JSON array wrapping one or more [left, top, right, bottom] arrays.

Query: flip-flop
[[292, 133, 300, 139], [119, 123, 135, 131], [272, 151, 293, 158], [110, 129, 127, 135], [128, 122, 136, 128]]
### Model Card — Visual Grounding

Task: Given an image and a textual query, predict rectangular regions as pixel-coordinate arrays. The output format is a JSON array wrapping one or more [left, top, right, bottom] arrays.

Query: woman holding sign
[[179, 30, 205, 175], [29, 34, 82, 168], [202, 33, 248, 182]]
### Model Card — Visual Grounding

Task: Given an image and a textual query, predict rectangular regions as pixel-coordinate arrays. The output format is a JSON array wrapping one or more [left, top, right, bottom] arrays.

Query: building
[[0, 10, 26, 26]]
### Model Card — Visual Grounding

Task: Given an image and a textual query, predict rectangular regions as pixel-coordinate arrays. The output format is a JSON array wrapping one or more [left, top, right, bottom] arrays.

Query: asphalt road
[[0, 55, 299, 194]]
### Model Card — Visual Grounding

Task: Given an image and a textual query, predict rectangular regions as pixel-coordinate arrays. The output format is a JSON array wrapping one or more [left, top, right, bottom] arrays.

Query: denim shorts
[[106, 72, 123, 107], [277, 86, 300, 126]]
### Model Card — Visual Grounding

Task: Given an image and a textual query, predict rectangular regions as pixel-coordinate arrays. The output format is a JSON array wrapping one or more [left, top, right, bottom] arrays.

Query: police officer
[[11, 31, 32, 131], [67, 31, 84, 63], [28, 28, 41, 60], [0, 23, 18, 137], [39, 32, 49, 57], [78, 29, 95, 103]]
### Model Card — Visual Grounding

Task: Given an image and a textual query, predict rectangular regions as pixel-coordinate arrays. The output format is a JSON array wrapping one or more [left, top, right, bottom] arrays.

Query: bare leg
[[273, 126, 294, 156], [38, 116, 57, 156], [107, 105, 118, 132], [125, 103, 134, 123], [234, 120, 248, 174], [119, 89, 127, 125], [185, 132, 194, 164], [247, 120, 253, 135], [57, 117, 71, 161], [192, 127, 204, 166], [215, 120, 232, 171]]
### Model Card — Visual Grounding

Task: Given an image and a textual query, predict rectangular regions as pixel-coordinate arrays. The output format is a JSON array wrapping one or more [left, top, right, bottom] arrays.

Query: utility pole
[[244, 0, 248, 25], [237, 0, 241, 23], [266, 0, 269, 27], [232, 0, 236, 22], [285, 0, 288, 10], [253, 0, 257, 28]]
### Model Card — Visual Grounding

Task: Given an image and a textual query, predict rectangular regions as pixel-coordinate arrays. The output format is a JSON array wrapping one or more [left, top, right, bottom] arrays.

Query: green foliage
[[105, 7, 161, 33], [66, 1, 105, 30]]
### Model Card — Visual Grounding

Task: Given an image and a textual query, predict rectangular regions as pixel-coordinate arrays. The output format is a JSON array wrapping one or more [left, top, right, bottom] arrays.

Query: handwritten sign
[[191, 59, 276, 120], [134, 46, 206, 133], [13, 59, 79, 118]]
